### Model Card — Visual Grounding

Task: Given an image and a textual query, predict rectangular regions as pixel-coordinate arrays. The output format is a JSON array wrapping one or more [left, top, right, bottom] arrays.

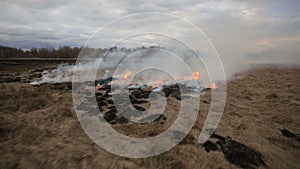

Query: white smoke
[[30, 63, 74, 85], [30, 47, 211, 86], [30, 49, 133, 85]]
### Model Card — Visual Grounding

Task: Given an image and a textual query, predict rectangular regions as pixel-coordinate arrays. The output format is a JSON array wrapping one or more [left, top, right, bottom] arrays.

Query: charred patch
[[203, 133, 267, 169]]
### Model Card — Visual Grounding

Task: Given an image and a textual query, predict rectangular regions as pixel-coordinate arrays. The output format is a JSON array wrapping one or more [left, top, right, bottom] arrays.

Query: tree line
[[0, 45, 84, 58], [0, 45, 162, 58]]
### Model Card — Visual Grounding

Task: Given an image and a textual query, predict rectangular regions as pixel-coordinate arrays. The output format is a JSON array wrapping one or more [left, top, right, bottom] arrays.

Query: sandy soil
[[0, 60, 299, 169]]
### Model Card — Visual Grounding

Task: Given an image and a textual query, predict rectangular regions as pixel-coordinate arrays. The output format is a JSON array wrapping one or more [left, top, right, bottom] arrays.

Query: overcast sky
[[0, 0, 299, 63]]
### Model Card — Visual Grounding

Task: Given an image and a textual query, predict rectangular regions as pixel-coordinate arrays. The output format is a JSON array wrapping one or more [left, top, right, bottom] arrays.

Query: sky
[[0, 0, 299, 64]]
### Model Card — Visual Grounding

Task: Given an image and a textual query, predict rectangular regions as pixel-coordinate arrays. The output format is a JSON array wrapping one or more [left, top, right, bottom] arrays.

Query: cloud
[[0, 0, 298, 67]]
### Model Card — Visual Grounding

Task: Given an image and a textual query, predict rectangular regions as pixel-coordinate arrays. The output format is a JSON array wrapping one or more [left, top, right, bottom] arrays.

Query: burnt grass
[[93, 84, 183, 125], [203, 133, 267, 169], [0, 62, 299, 169]]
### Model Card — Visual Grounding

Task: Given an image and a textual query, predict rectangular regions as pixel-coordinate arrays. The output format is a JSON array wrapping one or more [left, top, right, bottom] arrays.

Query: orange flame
[[209, 83, 217, 90], [122, 71, 133, 80], [96, 83, 102, 89], [152, 80, 164, 89], [192, 71, 200, 80]]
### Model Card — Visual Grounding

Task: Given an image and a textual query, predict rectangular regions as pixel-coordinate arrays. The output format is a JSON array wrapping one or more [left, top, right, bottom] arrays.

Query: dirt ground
[[0, 60, 299, 169]]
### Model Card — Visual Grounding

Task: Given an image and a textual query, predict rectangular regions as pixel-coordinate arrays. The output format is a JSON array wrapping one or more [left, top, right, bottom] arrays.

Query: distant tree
[[30, 48, 38, 57]]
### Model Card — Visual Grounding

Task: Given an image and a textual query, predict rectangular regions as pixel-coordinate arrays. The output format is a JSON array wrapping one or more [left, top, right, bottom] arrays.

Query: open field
[[0, 60, 299, 169]]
